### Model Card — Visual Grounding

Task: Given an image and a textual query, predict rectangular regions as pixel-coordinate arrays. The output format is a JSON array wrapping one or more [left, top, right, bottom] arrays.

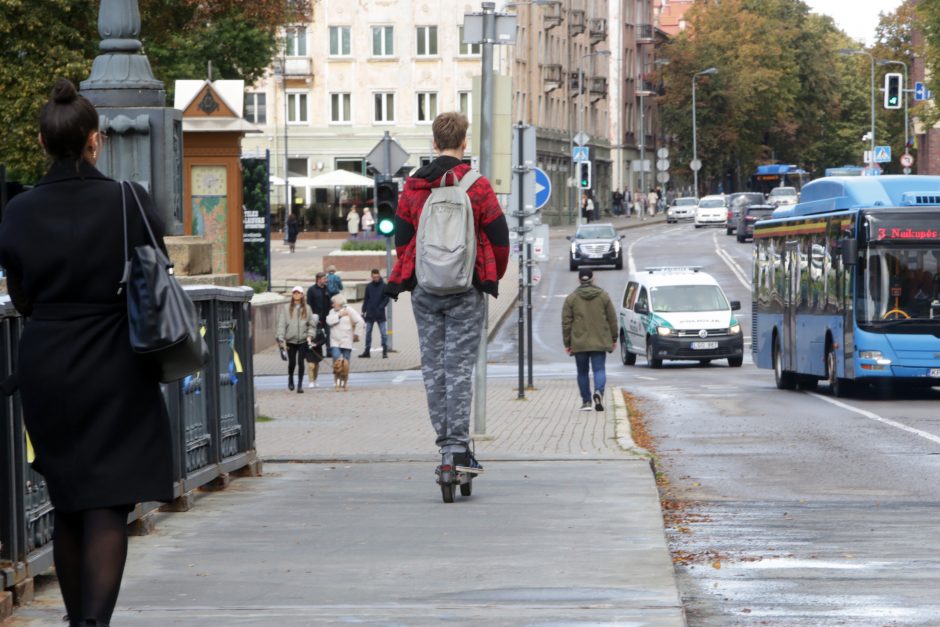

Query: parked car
[[725, 192, 765, 235], [667, 197, 698, 223], [736, 204, 775, 242], [567, 223, 625, 271], [768, 186, 799, 206], [694, 195, 727, 228], [618, 266, 744, 368]]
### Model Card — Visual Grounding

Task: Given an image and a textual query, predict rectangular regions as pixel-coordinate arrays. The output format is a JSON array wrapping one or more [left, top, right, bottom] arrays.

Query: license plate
[[588, 253, 603, 258], [691, 341, 718, 350], [930, 368, 940, 378]]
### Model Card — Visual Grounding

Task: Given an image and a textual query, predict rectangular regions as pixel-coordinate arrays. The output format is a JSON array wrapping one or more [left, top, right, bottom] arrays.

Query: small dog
[[333, 357, 350, 391]]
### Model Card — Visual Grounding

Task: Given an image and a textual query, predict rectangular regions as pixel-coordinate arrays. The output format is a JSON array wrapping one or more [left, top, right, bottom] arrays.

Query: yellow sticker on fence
[[25, 429, 35, 464], [233, 349, 244, 374], [200, 325, 207, 337]]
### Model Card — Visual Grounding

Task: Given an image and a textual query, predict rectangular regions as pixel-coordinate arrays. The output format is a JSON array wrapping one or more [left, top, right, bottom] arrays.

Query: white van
[[618, 267, 744, 368]]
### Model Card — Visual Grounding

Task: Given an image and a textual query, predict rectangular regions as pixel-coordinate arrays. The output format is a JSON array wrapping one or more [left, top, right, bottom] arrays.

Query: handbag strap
[[117, 181, 171, 295]]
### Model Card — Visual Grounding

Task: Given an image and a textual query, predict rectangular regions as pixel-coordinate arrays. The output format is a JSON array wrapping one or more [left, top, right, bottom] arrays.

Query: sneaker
[[593, 391, 604, 412], [579, 401, 593, 411], [308, 381, 315, 389], [454, 450, 484, 475]]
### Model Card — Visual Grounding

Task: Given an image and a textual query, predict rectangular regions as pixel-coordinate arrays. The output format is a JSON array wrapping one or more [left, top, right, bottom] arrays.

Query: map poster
[[241, 155, 271, 291]]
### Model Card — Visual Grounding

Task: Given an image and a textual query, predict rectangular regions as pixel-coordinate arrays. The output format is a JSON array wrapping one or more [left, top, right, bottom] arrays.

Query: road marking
[[635, 375, 658, 381], [712, 232, 751, 291], [392, 374, 407, 384], [810, 393, 940, 447]]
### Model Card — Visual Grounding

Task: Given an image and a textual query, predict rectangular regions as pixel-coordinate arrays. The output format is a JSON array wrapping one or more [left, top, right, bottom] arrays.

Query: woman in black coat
[[0, 80, 174, 627]]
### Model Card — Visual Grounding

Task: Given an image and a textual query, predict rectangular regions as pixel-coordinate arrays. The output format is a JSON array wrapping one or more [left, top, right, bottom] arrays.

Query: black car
[[725, 192, 765, 235], [567, 223, 625, 271], [736, 204, 775, 242]]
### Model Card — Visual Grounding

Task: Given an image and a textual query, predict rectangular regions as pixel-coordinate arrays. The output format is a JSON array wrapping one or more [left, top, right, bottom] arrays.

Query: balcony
[[542, 64, 563, 92], [590, 77, 608, 99], [636, 23, 654, 43], [569, 10, 585, 36], [542, 1, 562, 29], [284, 57, 313, 77], [589, 18, 607, 44]]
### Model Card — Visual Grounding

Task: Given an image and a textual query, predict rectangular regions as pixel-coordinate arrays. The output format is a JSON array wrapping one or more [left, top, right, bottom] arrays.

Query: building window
[[372, 26, 394, 57], [374, 92, 395, 123], [458, 91, 471, 118], [329, 26, 351, 56], [287, 92, 308, 124], [330, 93, 351, 123], [288, 158, 308, 177], [336, 158, 365, 174], [286, 27, 307, 56], [416, 92, 438, 123], [244, 92, 266, 124], [416, 26, 438, 56], [458, 26, 481, 56]]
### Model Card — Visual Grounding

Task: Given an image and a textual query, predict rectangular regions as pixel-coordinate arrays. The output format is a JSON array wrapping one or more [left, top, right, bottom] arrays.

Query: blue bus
[[752, 175, 940, 396], [749, 164, 808, 196]]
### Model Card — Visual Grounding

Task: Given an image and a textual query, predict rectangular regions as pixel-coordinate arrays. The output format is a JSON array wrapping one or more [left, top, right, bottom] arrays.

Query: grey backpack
[[415, 169, 481, 295]]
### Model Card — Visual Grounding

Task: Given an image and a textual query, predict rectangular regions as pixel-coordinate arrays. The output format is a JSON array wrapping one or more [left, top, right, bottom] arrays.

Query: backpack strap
[[457, 170, 481, 193]]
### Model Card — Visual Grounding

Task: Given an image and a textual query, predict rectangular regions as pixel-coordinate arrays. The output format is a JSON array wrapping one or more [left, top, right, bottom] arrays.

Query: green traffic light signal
[[374, 178, 398, 237], [884, 72, 902, 110], [578, 161, 592, 189], [377, 217, 395, 236]]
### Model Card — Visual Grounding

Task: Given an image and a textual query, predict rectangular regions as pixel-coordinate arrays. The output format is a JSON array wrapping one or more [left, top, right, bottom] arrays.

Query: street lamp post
[[691, 67, 717, 198], [577, 50, 611, 224], [839, 49, 876, 174], [878, 58, 910, 160]]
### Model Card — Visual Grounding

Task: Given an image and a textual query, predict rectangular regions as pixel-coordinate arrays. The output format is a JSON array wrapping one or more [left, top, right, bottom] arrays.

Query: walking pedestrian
[[562, 268, 618, 412], [386, 111, 510, 479], [0, 78, 175, 627], [346, 205, 360, 239], [286, 213, 299, 253], [277, 286, 317, 393], [647, 188, 659, 216], [612, 189, 623, 216], [326, 294, 364, 362], [306, 272, 331, 387], [624, 189, 632, 217], [582, 191, 595, 223], [325, 264, 343, 297], [359, 268, 390, 358], [361, 206, 375, 236]]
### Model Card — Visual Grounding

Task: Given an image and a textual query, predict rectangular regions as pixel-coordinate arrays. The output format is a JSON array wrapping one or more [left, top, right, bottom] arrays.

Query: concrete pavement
[[10, 212, 685, 625]]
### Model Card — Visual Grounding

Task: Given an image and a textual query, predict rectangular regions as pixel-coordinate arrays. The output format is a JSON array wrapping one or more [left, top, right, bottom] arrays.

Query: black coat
[[362, 279, 389, 321], [306, 283, 331, 326], [0, 159, 174, 512]]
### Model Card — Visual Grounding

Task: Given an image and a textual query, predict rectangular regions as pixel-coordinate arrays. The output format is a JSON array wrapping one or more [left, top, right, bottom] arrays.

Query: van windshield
[[650, 285, 729, 313]]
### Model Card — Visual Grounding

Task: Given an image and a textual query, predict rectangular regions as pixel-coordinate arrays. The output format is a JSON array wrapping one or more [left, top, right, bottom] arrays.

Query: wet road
[[492, 221, 940, 625]]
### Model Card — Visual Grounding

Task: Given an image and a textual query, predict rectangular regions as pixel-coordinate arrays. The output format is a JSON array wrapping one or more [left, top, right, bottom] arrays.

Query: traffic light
[[374, 177, 398, 237], [578, 161, 592, 190], [884, 72, 902, 109]]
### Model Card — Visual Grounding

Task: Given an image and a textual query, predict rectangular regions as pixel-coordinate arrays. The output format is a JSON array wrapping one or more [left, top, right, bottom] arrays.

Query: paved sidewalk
[[11, 213, 684, 625]]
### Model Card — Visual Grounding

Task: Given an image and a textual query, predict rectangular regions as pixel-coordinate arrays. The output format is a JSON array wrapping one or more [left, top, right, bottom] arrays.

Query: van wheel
[[737, 232, 746, 243], [728, 356, 743, 367], [621, 334, 636, 365], [646, 338, 662, 369], [773, 337, 796, 390], [827, 346, 853, 397]]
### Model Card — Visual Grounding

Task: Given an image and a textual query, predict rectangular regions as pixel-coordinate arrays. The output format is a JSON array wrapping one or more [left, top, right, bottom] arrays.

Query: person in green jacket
[[562, 269, 618, 411], [277, 286, 317, 393]]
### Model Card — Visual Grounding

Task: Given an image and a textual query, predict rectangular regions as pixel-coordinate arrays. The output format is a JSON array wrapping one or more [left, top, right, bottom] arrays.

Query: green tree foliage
[[871, 1, 918, 174], [0, 0, 311, 183], [658, 0, 879, 190]]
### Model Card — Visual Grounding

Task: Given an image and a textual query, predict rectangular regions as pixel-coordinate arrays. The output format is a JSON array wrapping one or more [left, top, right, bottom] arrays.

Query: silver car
[[667, 197, 698, 223]]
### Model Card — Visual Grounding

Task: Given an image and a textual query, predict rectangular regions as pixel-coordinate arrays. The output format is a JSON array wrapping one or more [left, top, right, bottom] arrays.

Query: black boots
[[382, 347, 388, 358], [288, 376, 294, 391]]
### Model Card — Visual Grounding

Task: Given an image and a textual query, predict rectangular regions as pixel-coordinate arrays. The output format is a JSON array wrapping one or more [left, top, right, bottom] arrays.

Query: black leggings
[[54, 507, 129, 626], [287, 342, 305, 384]]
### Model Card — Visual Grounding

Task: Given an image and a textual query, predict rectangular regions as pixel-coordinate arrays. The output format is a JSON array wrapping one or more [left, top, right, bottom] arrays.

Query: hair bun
[[51, 79, 78, 104]]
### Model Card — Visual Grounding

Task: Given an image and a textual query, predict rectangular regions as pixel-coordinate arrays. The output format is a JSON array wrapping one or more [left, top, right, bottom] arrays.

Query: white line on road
[[810, 393, 940, 447], [392, 374, 407, 384], [712, 232, 751, 291]]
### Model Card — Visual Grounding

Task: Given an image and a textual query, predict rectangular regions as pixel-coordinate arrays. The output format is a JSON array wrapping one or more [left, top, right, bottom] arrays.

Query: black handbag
[[120, 182, 210, 383]]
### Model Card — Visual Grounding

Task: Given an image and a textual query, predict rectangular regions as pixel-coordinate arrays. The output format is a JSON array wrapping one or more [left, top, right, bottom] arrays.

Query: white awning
[[305, 169, 375, 187]]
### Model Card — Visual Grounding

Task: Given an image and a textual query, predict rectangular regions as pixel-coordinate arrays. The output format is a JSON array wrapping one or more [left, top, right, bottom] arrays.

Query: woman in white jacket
[[326, 294, 365, 361]]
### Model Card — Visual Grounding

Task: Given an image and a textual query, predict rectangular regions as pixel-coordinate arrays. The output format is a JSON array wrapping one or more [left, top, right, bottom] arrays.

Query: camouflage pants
[[411, 285, 485, 454]]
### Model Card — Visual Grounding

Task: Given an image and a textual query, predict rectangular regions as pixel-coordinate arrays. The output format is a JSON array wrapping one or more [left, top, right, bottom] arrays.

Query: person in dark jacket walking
[[306, 272, 331, 387], [286, 213, 299, 253], [359, 269, 390, 358], [562, 269, 618, 412], [386, 111, 509, 479], [0, 79, 175, 627]]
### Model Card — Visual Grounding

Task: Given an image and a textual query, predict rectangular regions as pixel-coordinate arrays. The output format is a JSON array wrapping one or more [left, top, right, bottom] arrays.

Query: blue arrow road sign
[[572, 146, 589, 162], [915, 81, 925, 101], [534, 167, 551, 209], [874, 145, 892, 163]]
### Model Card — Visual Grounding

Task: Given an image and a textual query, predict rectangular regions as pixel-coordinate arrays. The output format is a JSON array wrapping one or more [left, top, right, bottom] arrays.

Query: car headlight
[[730, 324, 741, 334], [571, 242, 577, 254], [613, 240, 621, 252], [656, 326, 672, 336], [859, 350, 891, 365]]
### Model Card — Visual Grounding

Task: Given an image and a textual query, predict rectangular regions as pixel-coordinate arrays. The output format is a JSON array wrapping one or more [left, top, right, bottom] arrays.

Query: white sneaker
[[308, 381, 316, 388]]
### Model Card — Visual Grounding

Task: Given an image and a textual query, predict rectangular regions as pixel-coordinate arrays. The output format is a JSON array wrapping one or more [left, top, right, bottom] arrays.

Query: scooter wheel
[[441, 483, 455, 503], [460, 478, 472, 497]]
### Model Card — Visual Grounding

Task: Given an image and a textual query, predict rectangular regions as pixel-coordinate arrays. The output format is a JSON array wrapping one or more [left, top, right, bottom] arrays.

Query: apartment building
[[241, 1, 494, 224]]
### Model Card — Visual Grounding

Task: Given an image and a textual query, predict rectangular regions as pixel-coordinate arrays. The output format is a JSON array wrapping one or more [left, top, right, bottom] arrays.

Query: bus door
[[783, 241, 801, 372]]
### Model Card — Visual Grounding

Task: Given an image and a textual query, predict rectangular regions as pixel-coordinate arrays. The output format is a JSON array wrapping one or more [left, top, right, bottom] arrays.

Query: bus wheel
[[774, 338, 796, 390], [827, 347, 853, 398], [796, 375, 818, 391]]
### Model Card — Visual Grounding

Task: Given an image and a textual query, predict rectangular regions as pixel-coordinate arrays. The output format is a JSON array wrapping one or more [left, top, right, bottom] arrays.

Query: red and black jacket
[[386, 156, 509, 299]]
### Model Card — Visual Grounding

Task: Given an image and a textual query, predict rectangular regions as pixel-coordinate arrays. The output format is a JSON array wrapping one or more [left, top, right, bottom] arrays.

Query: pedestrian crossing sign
[[874, 145, 892, 163]]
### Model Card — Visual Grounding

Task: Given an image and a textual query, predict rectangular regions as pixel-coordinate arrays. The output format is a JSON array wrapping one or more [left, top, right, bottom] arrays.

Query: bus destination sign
[[869, 215, 940, 241]]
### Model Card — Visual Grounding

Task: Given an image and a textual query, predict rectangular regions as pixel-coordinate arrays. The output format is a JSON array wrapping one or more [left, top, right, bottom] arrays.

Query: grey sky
[[803, 0, 904, 45]]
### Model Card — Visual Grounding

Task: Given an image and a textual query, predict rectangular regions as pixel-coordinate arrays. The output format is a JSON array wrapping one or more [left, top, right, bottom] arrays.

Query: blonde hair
[[432, 112, 469, 151]]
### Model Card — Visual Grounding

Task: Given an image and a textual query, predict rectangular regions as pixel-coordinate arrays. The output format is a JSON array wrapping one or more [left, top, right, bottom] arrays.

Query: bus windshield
[[650, 285, 729, 313], [858, 246, 940, 323]]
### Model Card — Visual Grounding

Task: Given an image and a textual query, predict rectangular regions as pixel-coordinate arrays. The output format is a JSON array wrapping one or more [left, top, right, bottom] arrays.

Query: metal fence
[[0, 286, 257, 594]]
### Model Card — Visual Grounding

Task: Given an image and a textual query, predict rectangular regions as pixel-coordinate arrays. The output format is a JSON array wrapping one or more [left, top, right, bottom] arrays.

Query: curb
[[613, 387, 656, 471]]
